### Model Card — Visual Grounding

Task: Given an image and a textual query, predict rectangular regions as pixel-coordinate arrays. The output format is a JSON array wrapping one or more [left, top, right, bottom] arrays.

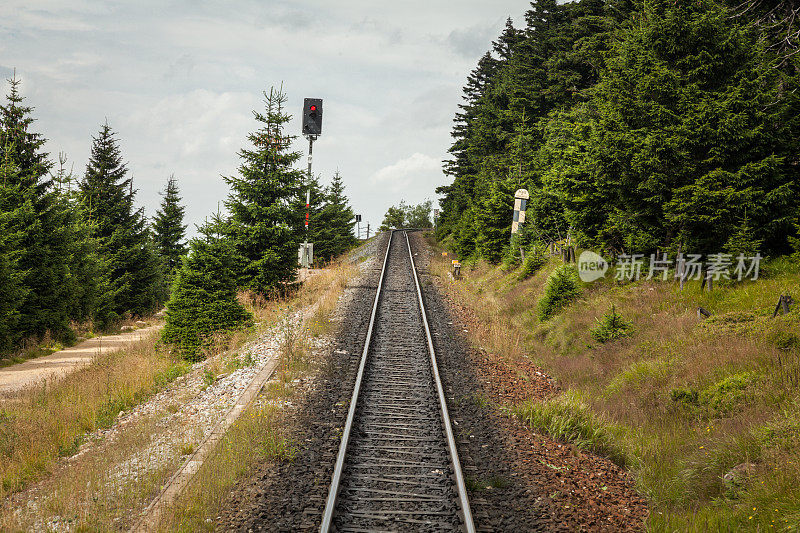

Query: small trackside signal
[[302, 98, 323, 136]]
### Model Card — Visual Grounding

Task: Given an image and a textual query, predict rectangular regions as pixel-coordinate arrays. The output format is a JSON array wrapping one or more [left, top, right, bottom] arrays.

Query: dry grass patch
[[428, 234, 800, 531], [0, 333, 187, 499], [1, 412, 185, 531]]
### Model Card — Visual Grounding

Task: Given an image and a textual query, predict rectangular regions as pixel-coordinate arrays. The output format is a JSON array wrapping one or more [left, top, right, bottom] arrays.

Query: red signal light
[[310, 105, 317, 112]]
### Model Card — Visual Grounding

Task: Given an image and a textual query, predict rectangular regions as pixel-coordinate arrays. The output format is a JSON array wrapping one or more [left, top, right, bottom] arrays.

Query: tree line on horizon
[[0, 79, 358, 358], [379, 199, 434, 231], [436, 0, 800, 264]]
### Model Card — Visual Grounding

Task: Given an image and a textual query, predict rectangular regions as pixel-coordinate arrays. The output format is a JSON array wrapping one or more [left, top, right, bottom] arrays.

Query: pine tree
[[224, 87, 304, 293], [0, 77, 82, 341], [162, 214, 252, 360], [560, 0, 793, 255], [47, 153, 116, 328], [0, 76, 51, 194], [79, 123, 164, 320], [725, 216, 763, 257], [475, 176, 518, 263], [313, 171, 357, 262], [0, 153, 30, 351], [153, 175, 187, 276]]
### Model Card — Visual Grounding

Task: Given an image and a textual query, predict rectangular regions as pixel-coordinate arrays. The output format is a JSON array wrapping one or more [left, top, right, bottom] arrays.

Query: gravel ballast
[[216, 231, 648, 531]]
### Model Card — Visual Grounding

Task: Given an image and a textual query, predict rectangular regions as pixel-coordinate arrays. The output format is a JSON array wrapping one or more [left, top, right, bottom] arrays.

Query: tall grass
[[0, 333, 186, 498], [427, 235, 800, 531], [510, 391, 629, 466], [159, 403, 295, 532]]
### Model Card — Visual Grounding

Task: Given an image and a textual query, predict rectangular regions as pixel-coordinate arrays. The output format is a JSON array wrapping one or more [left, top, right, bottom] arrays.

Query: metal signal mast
[[300, 98, 323, 268]]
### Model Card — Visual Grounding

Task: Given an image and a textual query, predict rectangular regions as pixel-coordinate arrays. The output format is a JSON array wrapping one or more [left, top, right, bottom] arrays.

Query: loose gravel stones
[[216, 233, 391, 532], [217, 231, 647, 532], [327, 232, 464, 532]]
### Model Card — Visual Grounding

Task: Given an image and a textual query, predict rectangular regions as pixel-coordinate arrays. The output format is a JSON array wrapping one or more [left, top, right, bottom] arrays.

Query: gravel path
[[0, 324, 161, 396]]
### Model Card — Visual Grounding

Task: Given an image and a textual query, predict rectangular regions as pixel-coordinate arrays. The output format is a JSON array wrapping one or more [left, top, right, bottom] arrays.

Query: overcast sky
[[0, 0, 529, 237]]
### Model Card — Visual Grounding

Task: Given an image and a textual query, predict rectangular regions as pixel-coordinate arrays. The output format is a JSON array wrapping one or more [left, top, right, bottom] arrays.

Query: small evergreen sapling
[[518, 242, 547, 280], [590, 305, 632, 343], [537, 265, 581, 321], [162, 216, 252, 361], [502, 232, 525, 270]]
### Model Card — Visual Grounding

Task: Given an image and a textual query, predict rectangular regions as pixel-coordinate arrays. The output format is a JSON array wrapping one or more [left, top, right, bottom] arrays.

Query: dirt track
[[0, 325, 162, 396]]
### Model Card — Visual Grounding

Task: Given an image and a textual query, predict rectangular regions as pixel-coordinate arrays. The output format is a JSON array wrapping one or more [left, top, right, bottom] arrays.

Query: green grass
[[429, 240, 800, 531], [510, 391, 629, 467]]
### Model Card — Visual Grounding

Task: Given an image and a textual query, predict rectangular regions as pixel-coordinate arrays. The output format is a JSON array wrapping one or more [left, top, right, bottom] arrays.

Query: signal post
[[300, 98, 322, 268]]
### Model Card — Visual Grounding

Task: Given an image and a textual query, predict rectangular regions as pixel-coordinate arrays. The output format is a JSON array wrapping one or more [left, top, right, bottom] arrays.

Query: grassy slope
[[430, 236, 800, 531]]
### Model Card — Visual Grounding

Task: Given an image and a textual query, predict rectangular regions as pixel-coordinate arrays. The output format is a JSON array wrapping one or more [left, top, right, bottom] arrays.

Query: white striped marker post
[[511, 188, 529, 235]]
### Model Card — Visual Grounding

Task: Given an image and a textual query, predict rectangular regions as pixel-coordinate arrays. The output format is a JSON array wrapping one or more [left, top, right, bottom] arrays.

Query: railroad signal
[[302, 98, 323, 136]]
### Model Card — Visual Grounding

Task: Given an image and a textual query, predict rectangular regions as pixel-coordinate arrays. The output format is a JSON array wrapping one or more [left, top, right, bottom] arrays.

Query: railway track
[[320, 230, 475, 532]]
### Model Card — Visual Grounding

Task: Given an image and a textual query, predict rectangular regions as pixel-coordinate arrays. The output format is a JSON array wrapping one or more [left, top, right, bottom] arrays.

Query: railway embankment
[[0, 249, 365, 531], [427, 232, 800, 531]]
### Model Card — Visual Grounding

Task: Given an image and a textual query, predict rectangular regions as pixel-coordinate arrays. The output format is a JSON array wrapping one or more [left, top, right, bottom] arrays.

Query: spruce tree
[[475, 176, 518, 263], [0, 76, 51, 193], [48, 153, 116, 328], [153, 175, 187, 276], [162, 215, 252, 360], [0, 153, 29, 351], [314, 171, 356, 262], [558, 0, 792, 255], [0, 77, 80, 341], [79, 123, 164, 320], [224, 87, 304, 293]]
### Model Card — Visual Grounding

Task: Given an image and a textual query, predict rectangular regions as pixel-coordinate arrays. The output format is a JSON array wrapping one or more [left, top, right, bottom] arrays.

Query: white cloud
[[371, 153, 442, 194], [125, 89, 257, 157]]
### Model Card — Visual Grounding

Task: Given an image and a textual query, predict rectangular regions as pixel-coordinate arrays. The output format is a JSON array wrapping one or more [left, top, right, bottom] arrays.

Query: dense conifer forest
[[436, 0, 800, 263]]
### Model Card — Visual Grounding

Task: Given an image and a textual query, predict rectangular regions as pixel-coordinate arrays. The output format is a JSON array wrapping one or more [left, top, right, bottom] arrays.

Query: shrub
[[700, 372, 759, 415], [518, 243, 547, 280], [162, 225, 252, 361], [501, 233, 524, 270], [590, 305, 632, 343], [670, 372, 759, 415], [537, 265, 581, 321], [670, 386, 699, 406]]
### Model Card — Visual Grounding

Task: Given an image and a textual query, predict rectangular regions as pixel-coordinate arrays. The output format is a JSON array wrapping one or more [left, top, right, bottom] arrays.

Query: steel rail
[[404, 231, 475, 533], [319, 231, 394, 532]]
